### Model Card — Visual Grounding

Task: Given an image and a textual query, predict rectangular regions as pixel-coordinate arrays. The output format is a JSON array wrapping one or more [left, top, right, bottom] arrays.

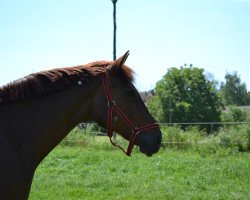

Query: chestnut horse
[[0, 52, 162, 199]]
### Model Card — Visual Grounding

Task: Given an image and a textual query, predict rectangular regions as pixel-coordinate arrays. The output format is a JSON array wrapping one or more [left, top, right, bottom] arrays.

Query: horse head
[[92, 52, 162, 156]]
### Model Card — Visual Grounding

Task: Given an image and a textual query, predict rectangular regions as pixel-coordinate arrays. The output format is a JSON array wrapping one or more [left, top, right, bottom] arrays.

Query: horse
[[0, 51, 162, 199]]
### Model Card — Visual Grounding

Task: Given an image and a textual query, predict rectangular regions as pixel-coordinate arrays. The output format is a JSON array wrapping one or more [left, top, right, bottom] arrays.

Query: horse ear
[[112, 51, 130, 68]]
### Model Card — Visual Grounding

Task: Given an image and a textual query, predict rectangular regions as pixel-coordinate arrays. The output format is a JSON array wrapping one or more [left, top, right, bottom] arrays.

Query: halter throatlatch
[[102, 73, 159, 156]]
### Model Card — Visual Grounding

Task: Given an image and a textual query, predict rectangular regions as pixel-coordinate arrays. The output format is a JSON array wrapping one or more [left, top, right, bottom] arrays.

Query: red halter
[[102, 73, 159, 156]]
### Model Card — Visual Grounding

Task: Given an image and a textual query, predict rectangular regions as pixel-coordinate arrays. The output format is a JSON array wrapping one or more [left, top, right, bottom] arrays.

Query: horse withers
[[0, 51, 162, 199]]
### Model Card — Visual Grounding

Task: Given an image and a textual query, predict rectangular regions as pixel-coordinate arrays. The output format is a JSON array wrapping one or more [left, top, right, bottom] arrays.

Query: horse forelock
[[0, 61, 134, 106]]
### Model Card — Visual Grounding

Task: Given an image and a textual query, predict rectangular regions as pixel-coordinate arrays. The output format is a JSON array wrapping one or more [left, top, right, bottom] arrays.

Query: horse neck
[[0, 81, 99, 167]]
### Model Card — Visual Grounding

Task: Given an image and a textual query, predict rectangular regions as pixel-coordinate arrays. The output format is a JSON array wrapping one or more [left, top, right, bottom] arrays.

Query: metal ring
[[107, 100, 116, 108]]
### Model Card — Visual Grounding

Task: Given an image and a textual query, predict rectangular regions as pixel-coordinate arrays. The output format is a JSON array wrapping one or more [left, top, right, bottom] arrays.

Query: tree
[[147, 94, 164, 122], [247, 92, 250, 105], [148, 65, 222, 130], [220, 72, 248, 106]]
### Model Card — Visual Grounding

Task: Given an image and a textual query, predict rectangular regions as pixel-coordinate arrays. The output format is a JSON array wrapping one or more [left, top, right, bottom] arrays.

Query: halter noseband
[[102, 73, 159, 156]]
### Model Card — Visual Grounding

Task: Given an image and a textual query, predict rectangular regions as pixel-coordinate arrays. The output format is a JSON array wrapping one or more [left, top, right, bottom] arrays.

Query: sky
[[0, 0, 250, 91]]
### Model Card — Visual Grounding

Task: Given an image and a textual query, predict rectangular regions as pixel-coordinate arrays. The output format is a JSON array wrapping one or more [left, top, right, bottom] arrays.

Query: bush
[[221, 106, 247, 122], [78, 123, 101, 135], [60, 128, 95, 147], [161, 125, 204, 150], [218, 124, 250, 152], [60, 124, 250, 155], [60, 127, 119, 151], [161, 123, 250, 153]]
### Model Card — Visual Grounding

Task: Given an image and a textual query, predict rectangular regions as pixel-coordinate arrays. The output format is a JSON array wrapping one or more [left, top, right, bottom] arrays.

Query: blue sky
[[0, 0, 250, 91]]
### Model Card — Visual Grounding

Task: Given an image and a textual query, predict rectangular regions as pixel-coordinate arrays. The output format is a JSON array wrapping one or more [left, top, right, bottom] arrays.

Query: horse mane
[[0, 61, 134, 106]]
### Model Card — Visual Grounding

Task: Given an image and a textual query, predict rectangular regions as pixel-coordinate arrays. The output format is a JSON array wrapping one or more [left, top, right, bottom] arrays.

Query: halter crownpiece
[[102, 73, 159, 156]]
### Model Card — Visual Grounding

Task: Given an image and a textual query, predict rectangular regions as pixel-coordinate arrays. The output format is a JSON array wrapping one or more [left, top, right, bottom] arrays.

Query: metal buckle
[[107, 100, 116, 108]]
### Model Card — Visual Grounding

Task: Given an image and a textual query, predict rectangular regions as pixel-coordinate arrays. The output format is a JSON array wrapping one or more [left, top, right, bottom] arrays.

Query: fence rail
[[79, 121, 250, 132], [160, 122, 250, 125], [158, 122, 250, 132]]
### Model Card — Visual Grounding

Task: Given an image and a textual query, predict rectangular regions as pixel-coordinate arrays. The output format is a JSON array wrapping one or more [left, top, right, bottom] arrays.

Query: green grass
[[29, 144, 250, 200]]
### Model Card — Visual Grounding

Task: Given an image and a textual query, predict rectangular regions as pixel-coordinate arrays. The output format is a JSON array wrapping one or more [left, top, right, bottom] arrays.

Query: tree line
[[147, 64, 250, 131]]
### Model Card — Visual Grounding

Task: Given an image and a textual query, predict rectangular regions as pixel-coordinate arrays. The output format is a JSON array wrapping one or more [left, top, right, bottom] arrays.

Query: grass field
[[29, 138, 250, 200]]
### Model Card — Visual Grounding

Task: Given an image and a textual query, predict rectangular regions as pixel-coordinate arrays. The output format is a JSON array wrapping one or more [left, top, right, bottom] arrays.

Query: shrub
[[60, 128, 95, 147], [60, 124, 250, 155], [221, 105, 247, 122], [161, 125, 204, 150], [78, 123, 101, 135], [161, 123, 250, 153], [218, 124, 250, 152]]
